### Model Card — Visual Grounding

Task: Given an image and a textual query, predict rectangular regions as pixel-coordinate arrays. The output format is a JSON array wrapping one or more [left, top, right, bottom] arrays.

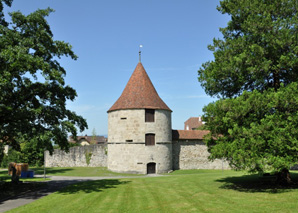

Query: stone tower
[[107, 62, 172, 174]]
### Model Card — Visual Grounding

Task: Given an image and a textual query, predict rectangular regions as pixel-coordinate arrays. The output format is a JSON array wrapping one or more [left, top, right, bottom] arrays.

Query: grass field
[[32, 167, 143, 177], [0, 167, 140, 200], [7, 169, 298, 213]]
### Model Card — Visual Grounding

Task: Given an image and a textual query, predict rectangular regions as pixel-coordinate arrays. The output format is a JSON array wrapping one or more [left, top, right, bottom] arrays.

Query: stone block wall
[[108, 109, 172, 143], [45, 144, 107, 167], [172, 140, 230, 170], [108, 143, 172, 174], [44, 139, 230, 171]]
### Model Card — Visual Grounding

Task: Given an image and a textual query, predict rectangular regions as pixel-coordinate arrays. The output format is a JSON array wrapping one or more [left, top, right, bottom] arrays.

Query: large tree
[[0, 1, 87, 155], [198, 0, 298, 183]]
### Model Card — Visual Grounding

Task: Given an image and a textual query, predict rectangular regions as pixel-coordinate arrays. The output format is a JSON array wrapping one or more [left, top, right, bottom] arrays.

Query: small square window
[[145, 134, 155, 146], [145, 109, 155, 122]]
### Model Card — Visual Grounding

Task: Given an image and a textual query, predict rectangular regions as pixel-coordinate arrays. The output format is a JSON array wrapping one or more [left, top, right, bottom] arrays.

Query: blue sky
[[5, 0, 230, 136]]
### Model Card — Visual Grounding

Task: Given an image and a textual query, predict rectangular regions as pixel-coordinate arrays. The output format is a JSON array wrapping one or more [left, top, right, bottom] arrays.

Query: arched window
[[145, 133, 155, 146]]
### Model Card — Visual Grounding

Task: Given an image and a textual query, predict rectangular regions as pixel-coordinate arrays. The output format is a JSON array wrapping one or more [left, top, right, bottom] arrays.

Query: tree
[[0, 1, 87, 157], [198, 0, 298, 184], [90, 128, 97, 144]]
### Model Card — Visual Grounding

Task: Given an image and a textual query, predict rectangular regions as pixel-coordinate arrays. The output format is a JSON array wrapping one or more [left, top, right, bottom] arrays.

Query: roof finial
[[139, 44, 143, 62]]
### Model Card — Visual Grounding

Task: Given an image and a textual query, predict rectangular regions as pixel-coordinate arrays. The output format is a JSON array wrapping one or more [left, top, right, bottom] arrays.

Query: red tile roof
[[184, 117, 204, 130], [108, 63, 171, 112], [172, 130, 209, 140]]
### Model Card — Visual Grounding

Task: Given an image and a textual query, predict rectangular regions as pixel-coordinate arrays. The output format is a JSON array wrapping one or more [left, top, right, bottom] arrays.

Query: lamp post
[[44, 149, 46, 179]]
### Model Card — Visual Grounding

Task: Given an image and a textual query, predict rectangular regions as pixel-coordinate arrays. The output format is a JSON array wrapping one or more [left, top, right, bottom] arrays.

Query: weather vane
[[139, 45, 143, 62]]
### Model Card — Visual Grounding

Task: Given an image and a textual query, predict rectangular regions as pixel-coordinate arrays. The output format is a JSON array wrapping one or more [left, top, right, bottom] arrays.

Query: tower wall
[[107, 109, 172, 174]]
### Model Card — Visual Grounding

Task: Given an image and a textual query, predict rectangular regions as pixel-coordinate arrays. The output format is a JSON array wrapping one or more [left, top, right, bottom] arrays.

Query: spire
[[108, 63, 171, 112], [139, 45, 143, 62]]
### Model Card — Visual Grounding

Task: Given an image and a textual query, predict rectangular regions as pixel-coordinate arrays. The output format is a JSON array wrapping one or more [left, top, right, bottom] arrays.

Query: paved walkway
[[0, 174, 163, 212]]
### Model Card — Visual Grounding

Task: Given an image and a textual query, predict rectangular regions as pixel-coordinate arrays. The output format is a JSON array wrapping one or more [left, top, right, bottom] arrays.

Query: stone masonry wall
[[108, 143, 172, 174], [45, 144, 107, 167], [44, 139, 230, 171], [107, 109, 172, 174], [172, 140, 230, 170], [108, 109, 172, 143]]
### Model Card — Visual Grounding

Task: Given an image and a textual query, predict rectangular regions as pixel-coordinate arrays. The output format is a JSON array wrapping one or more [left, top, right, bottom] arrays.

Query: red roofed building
[[184, 116, 204, 130], [107, 62, 229, 174], [69, 135, 107, 146], [46, 61, 229, 170], [172, 130, 209, 140], [107, 62, 173, 174]]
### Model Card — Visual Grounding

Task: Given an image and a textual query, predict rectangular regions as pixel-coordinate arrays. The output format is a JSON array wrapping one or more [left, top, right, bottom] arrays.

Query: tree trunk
[[276, 168, 291, 185], [10, 165, 20, 184]]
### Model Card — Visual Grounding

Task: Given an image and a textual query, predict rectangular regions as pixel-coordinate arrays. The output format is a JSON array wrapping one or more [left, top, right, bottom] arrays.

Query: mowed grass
[[7, 170, 298, 213], [32, 167, 143, 177]]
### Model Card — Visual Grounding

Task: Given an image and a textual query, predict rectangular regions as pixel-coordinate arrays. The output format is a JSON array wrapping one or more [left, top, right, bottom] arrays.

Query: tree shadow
[[0, 181, 46, 203], [216, 172, 298, 193], [0, 179, 130, 205], [56, 179, 130, 195]]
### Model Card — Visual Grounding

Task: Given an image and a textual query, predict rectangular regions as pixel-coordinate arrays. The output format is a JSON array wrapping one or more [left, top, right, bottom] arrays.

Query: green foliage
[[196, 124, 207, 130], [0, 1, 87, 151], [0, 149, 21, 168], [69, 142, 81, 148], [53, 142, 81, 150], [198, 0, 298, 174], [18, 138, 45, 167], [198, 0, 298, 98], [85, 151, 92, 166], [90, 128, 97, 144], [203, 83, 298, 173], [0, 134, 52, 167]]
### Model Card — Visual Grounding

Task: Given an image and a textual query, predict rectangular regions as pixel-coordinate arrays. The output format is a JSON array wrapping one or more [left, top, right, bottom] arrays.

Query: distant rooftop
[[184, 116, 204, 130], [172, 130, 209, 140], [69, 135, 107, 144]]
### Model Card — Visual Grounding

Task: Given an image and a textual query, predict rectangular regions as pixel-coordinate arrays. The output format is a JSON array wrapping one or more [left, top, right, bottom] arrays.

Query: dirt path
[[0, 174, 163, 212]]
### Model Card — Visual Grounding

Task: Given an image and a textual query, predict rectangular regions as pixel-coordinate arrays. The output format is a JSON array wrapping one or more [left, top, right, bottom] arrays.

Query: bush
[[0, 149, 21, 168]]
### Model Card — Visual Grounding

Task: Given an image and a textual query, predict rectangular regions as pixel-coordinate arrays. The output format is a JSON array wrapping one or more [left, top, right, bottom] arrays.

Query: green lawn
[[32, 167, 143, 177], [7, 170, 298, 213]]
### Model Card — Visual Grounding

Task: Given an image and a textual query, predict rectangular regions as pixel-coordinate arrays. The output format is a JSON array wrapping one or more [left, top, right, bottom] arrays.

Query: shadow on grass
[[216, 172, 298, 193], [0, 181, 46, 203], [57, 179, 130, 195]]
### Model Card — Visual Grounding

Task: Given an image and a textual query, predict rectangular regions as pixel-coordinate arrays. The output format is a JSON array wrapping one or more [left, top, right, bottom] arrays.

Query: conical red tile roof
[[108, 63, 171, 112]]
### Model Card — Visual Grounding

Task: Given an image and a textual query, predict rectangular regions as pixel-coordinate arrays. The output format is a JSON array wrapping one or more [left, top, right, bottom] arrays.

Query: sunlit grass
[[7, 170, 298, 213], [32, 167, 144, 177]]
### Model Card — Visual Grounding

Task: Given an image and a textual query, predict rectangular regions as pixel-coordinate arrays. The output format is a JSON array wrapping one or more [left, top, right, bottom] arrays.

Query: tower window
[[145, 109, 155, 122], [145, 133, 155, 146]]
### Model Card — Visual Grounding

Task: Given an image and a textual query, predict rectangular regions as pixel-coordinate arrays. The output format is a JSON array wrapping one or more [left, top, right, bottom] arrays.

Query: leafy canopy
[[199, 0, 298, 98], [0, 1, 87, 153], [198, 0, 298, 173]]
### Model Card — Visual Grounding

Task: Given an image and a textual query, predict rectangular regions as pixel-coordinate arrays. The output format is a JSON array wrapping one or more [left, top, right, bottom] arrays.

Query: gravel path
[[0, 174, 163, 212]]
